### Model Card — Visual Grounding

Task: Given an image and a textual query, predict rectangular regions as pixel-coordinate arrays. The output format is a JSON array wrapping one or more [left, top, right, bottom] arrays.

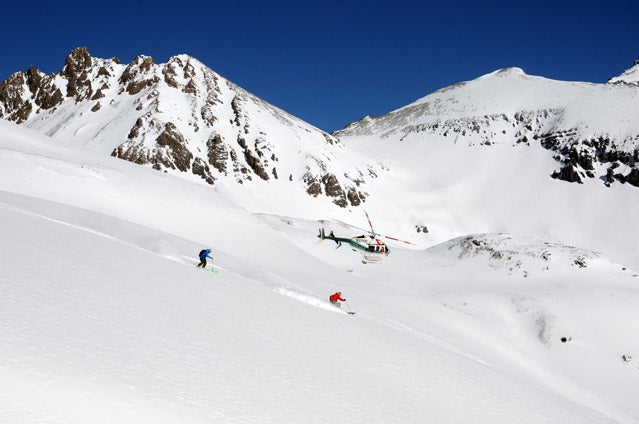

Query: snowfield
[[2, 121, 639, 423]]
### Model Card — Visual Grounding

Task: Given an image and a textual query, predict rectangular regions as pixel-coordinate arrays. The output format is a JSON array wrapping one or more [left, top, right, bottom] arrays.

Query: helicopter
[[317, 211, 414, 263]]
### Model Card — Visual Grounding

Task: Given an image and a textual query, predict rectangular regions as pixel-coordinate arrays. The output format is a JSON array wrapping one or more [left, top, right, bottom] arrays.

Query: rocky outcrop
[[551, 164, 582, 184], [192, 157, 216, 184], [541, 132, 639, 186], [206, 134, 229, 174], [112, 118, 193, 172], [0, 72, 33, 123], [0, 65, 64, 123], [61, 47, 94, 102], [303, 171, 367, 207], [119, 55, 159, 95]]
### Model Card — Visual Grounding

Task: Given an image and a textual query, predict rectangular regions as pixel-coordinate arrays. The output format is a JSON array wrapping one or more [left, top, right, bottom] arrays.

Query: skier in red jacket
[[329, 291, 346, 307]]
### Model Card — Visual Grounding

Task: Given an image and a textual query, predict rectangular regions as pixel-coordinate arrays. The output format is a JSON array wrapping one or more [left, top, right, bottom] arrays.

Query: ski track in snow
[[0, 202, 118, 241], [272, 286, 346, 314], [0, 201, 199, 266]]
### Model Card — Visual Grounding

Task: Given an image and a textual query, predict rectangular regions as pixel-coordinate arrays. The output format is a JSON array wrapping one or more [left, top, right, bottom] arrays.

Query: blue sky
[[2, 0, 637, 132]]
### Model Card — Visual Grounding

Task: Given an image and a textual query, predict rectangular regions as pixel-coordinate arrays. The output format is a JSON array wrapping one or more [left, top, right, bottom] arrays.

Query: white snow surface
[[608, 61, 639, 85], [2, 118, 639, 423]]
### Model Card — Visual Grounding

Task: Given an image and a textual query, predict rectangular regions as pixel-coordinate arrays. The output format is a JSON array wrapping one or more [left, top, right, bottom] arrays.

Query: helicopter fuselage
[[318, 228, 390, 255]]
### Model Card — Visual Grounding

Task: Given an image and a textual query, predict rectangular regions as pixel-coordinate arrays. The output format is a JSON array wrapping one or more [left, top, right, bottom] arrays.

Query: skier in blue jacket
[[198, 249, 213, 268]]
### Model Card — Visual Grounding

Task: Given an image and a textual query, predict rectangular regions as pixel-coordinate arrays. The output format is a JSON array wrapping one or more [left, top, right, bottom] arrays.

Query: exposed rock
[[244, 149, 269, 181], [0, 73, 32, 123], [192, 157, 216, 185], [91, 87, 106, 100], [574, 257, 587, 268], [321, 174, 342, 197], [207, 134, 229, 174], [230, 95, 242, 126], [97, 66, 110, 77], [304, 173, 322, 197], [627, 168, 639, 187], [155, 122, 193, 172], [183, 79, 197, 95], [162, 61, 179, 88], [346, 187, 364, 206], [551, 164, 583, 184], [415, 225, 429, 233], [113, 120, 193, 173], [119, 55, 159, 95], [60, 47, 94, 101]]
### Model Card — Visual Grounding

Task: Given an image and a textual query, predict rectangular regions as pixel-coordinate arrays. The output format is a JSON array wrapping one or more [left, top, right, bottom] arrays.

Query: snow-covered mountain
[[329, 63, 639, 272], [609, 60, 639, 85], [337, 64, 639, 186], [0, 47, 374, 208]]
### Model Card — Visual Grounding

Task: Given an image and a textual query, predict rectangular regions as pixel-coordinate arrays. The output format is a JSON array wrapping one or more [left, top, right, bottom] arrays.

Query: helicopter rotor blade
[[383, 235, 415, 245], [364, 211, 377, 237], [364, 211, 383, 246]]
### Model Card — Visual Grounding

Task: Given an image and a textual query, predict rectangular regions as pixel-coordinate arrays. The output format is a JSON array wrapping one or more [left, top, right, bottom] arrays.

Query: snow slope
[[335, 67, 639, 271], [2, 119, 639, 423]]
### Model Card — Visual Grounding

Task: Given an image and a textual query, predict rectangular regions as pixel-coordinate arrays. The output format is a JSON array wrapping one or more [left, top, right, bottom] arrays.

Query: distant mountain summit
[[0, 47, 373, 208], [608, 60, 639, 85], [337, 63, 639, 187]]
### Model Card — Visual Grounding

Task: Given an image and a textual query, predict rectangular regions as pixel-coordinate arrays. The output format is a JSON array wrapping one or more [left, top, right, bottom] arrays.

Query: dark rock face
[[61, 46, 94, 102], [542, 132, 639, 186], [0, 65, 64, 123], [304, 173, 323, 197], [155, 122, 193, 172], [207, 134, 229, 174], [321, 174, 346, 206], [302, 171, 366, 207], [25, 65, 62, 109], [192, 157, 216, 184], [551, 164, 583, 184], [119, 55, 158, 95], [0, 73, 32, 123], [627, 168, 639, 187], [112, 119, 193, 173], [415, 225, 428, 233]]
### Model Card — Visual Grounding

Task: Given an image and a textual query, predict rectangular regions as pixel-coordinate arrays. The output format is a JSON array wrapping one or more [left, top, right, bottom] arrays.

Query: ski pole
[[344, 300, 354, 314]]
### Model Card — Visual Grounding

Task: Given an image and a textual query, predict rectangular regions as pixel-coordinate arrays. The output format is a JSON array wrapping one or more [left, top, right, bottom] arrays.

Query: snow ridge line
[[0, 201, 178, 263], [0, 202, 117, 240]]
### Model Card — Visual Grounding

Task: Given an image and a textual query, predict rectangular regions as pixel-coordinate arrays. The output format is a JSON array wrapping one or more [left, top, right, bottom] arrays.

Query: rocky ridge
[[0, 47, 372, 208]]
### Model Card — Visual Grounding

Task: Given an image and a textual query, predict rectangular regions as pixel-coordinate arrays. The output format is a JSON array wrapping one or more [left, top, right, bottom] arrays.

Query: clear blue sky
[[2, 0, 637, 132]]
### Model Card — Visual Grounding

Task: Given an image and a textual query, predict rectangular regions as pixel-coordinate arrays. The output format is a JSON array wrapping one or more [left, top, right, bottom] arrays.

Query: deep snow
[[2, 122, 639, 423]]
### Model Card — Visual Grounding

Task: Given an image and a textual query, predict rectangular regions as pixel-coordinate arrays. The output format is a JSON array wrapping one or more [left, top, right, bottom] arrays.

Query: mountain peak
[[608, 60, 639, 85], [61, 46, 92, 77], [483, 67, 527, 79]]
